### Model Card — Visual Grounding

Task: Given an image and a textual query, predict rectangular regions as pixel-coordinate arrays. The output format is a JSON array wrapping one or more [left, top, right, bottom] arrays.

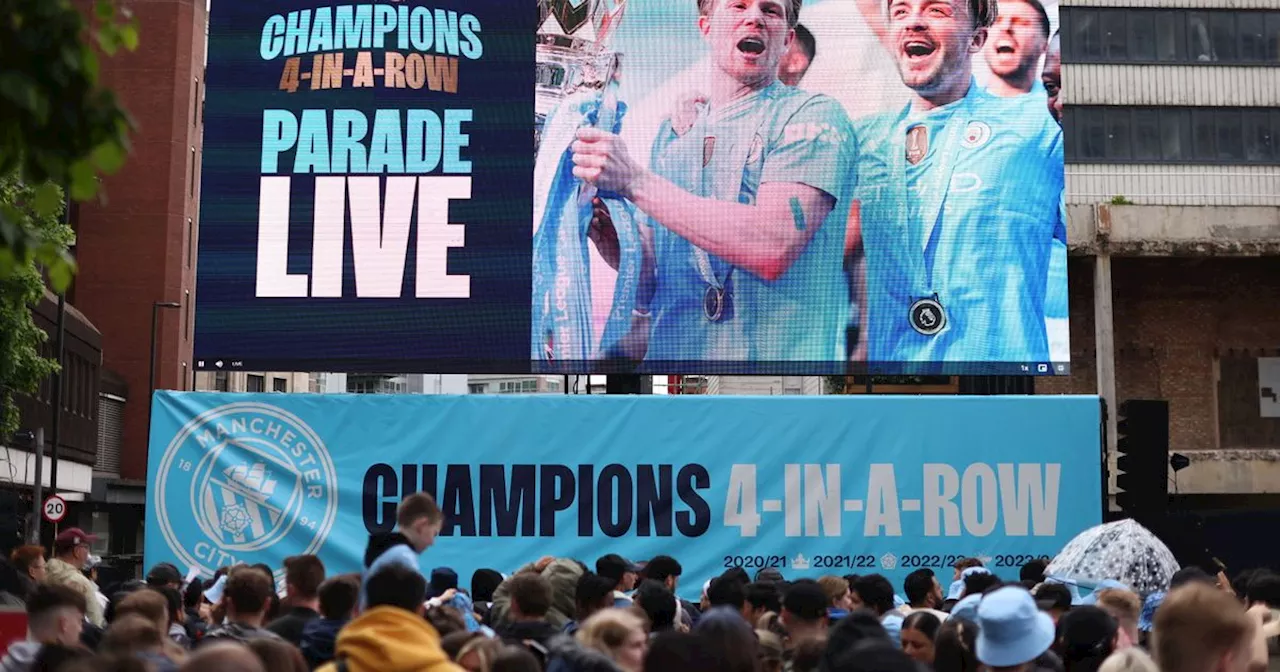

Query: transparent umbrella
[[1046, 518, 1180, 596]]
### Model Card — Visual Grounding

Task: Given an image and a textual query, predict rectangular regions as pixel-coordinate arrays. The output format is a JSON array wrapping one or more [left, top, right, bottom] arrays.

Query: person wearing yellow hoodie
[[317, 563, 464, 672]]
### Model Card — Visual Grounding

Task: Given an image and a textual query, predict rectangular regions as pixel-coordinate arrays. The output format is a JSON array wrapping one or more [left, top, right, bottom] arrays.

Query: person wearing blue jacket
[[360, 492, 444, 610]]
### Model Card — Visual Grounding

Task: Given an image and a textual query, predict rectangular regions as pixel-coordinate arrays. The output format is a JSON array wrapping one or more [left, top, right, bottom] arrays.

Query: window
[[189, 147, 196, 198], [186, 218, 193, 268], [468, 383, 487, 394], [547, 380, 561, 392], [273, 377, 288, 392], [1065, 106, 1280, 165], [1062, 8, 1280, 64], [193, 78, 201, 127], [246, 374, 265, 393], [214, 371, 229, 392], [498, 380, 538, 393]]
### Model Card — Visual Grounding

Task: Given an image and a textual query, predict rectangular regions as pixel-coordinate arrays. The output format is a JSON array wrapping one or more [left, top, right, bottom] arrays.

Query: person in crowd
[[146, 564, 184, 592], [447, 633, 502, 672], [44, 529, 104, 628], [780, 580, 828, 650], [1092, 589, 1140, 649], [744, 583, 780, 627], [1034, 583, 1075, 625], [946, 566, 990, 603], [756, 569, 785, 586], [248, 638, 309, 672], [1153, 582, 1261, 672], [496, 573, 560, 647], [756, 628, 784, 672], [975, 587, 1056, 672], [643, 557, 697, 628], [817, 576, 855, 621], [491, 645, 542, 672], [633, 581, 680, 635], [575, 609, 649, 672], [182, 580, 206, 633], [934, 617, 979, 672], [1097, 648, 1159, 672], [267, 554, 325, 646], [694, 607, 759, 672], [902, 568, 946, 620], [852, 575, 903, 646], [778, 23, 815, 87], [113, 588, 187, 661], [826, 640, 920, 672], [29, 643, 91, 672], [471, 568, 504, 624], [0, 559, 30, 607], [706, 576, 747, 619], [199, 566, 283, 646], [99, 613, 181, 671], [566, 573, 618, 636], [178, 642, 267, 672], [1246, 572, 1280, 611], [1057, 606, 1119, 672], [821, 609, 891, 670], [10, 546, 45, 597], [301, 573, 361, 669], [362, 492, 444, 608], [900, 610, 940, 664], [642, 632, 713, 672], [790, 636, 827, 672], [249, 564, 281, 623], [427, 568, 460, 601], [1021, 560, 1049, 587], [0, 584, 86, 672], [154, 587, 190, 649], [596, 556, 640, 608], [318, 564, 460, 672], [492, 558, 584, 630]]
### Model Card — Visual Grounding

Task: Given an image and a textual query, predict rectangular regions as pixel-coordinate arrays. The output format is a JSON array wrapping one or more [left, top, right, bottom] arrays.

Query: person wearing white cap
[[975, 586, 1056, 672]]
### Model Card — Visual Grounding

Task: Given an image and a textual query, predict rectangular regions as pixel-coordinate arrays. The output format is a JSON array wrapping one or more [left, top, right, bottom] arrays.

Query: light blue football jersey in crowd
[[641, 80, 856, 363], [855, 79, 1064, 363]]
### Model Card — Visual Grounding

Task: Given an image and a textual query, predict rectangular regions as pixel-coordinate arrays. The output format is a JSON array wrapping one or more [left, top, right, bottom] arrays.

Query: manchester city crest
[[154, 402, 338, 575]]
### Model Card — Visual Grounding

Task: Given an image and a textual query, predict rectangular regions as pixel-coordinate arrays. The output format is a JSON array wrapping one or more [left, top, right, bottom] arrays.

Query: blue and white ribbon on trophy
[[531, 85, 642, 364]]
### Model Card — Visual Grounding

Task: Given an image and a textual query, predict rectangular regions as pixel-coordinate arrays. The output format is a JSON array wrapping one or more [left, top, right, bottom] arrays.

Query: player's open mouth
[[737, 37, 767, 56], [903, 40, 936, 59], [995, 42, 1016, 54]]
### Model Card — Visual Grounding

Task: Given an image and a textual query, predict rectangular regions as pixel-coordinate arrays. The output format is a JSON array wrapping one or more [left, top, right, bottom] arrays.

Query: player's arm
[[572, 127, 835, 283]]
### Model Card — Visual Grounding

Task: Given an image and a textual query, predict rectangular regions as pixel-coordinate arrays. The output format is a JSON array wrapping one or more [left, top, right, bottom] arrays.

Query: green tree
[[0, 177, 74, 437], [0, 0, 138, 283], [0, 0, 137, 437]]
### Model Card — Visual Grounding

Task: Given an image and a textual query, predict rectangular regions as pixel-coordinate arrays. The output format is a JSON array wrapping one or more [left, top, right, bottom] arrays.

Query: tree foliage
[[0, 177, 74, 438], [0, 0, 137, 438], [0, 0, 138, 286]]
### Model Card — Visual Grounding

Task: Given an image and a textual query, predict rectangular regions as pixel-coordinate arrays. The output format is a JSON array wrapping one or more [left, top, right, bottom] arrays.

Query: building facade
[[1042, 0, 1280, 497]]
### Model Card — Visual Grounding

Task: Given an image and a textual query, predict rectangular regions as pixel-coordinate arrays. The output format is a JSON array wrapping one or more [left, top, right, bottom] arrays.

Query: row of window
[[1062, 8, 1280, 65], [1065, 107, 1280, 165]]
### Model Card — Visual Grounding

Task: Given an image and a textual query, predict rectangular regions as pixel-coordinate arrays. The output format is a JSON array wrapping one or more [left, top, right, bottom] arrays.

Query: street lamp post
[[149, 301, 182, 420]]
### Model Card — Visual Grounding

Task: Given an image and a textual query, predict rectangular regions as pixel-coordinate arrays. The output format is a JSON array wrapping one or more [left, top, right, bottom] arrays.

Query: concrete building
[[309, 373, 469, 395], [193, 371, 310, 394], [66, 0, 207, 559], [700, 377, 825, 396], [1040, 1, 1280, 497], [467, 375, 571, 394]]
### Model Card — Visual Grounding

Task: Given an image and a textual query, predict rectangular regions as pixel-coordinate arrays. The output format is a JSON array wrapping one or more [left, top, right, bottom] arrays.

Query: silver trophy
[[535, 0, 627, 152]]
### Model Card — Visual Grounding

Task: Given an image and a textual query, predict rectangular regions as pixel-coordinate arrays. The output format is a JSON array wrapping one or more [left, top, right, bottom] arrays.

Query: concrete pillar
[[1094, 254, 1118, 495]]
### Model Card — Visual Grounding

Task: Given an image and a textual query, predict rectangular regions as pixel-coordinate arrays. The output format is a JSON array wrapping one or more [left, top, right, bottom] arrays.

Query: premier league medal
[[909, 296, 947, 335], [535, 0, 627, 152], [704, 286, 727, 322]]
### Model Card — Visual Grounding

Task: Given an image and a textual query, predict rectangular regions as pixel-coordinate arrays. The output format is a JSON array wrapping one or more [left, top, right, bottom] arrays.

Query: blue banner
[[146, 392, 1100, 597]]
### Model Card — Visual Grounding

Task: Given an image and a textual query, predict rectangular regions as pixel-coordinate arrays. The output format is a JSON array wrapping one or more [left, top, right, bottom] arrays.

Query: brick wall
[[1040, 257, 1280, 455]]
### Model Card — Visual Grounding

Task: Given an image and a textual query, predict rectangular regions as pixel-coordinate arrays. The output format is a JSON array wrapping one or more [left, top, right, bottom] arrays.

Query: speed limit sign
[[42, 495, 66, 523]]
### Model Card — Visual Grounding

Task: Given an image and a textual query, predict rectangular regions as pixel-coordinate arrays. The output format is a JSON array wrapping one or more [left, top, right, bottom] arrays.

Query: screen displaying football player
[[572, 0, 856, 363], [850, 0, 1065, 364], [982, 0, 1050, 98]]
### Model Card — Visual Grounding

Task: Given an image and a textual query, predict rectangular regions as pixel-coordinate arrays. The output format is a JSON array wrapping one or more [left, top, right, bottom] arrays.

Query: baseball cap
[[975, 587, 1055, 667], [53, 528, 98, 552], [596, 554, 640, 582], [755, 567, 785, 584]]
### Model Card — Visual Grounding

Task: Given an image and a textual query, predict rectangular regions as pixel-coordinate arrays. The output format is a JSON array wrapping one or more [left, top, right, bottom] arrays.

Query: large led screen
[[195, 0, 1068, 375]]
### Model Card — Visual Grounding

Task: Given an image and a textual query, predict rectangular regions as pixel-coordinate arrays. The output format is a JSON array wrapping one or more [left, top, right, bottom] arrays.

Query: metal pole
[[49, 294, 65, 496], [29, 428, 44, 544]]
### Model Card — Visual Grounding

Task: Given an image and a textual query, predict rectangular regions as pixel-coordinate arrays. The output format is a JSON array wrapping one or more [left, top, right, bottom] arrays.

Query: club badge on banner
[[147, 393, 1100, 595]]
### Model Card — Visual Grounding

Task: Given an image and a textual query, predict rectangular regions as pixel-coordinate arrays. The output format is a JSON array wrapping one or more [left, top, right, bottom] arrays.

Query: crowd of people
[[0, 494, 1278, 672]]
